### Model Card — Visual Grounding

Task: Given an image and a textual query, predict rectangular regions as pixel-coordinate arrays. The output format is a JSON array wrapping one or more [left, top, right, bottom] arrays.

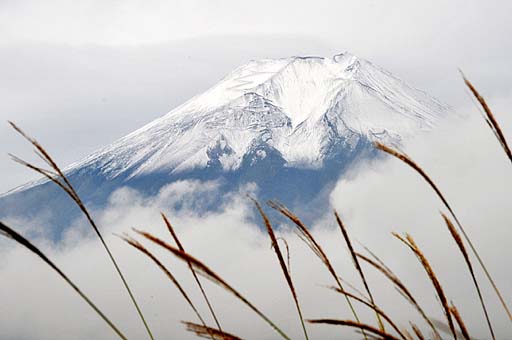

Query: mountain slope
[[0, 52, 450, 238]]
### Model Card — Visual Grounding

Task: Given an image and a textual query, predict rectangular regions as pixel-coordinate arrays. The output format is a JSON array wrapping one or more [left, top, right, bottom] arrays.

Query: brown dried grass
[[0, 222, 127, 339], [119, 233, 211, 337], [442, 213, 494, 339], [449, 303, 471, 340], [375, 140, 511, 323], [267, 200, 366, 337], [410, 322, 425, 340], [356, 252, 441, 339], [162, 213, 223, 331], [393, 233, 456, 339], [251, 199, 309, 339], [335, 211, 385, 331], [182, 321, 244, 340], [9, 122, 154, 339], [461, 74, 512, 163], [307, 319, 401, 340], [134, 229, 292, 340], [330, 287, 407, 340]]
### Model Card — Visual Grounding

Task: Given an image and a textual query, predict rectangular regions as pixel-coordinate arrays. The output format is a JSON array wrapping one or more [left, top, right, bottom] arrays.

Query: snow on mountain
[[54, 52, 448, 183], [0, 52, 452, 237], [2, 52, 452, 211]]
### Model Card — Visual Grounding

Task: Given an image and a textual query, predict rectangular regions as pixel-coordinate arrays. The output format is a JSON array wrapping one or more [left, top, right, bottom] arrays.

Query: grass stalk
[[375, 141, 512, 322], [182, 321, 244, 340], [393, 233, 456, 339], [356, 252, 441, 339], [307, 319, 401, 340], [134, 229, 292, 340], [330, 287, 407, 339], [268, 201, 367, 339], [461, 73, 512, 163], [449, 303, 471, 340], [441, 213, 495, 339], [252, 199, 309, 340], [162, 213, 223, 331], [119, 234, 213, 338], [0, 222, 127, 339], [410, 322, 425, 340], [9, 122, 154, 339], [335, 211, 386, 331]]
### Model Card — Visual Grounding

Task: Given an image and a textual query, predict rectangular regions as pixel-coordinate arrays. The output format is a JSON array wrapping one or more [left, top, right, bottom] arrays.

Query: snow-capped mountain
[[64, 52, 443, 179], [0, 52, 450, 238]]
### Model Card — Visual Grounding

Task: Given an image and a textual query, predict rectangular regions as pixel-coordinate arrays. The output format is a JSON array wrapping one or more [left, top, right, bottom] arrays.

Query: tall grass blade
[[461, 73, 512, 163], [375, 142, 512, 322], [268, 200, 367, 339], [356, 252, 441, 339], [134, 229, 292, 340], [335, 211, 385, 331], [308, 319, 401, 340], [182, 321, 245, 340], [442, 213, 495, 339], [162, 213, 223, 331], [330, 287, 407, 340], [410, 322, 425, 340], [251, 199, 309, 340], [449, 304, 471, 340], [9, 122, 155, 339], [0, 222, 127, 339], [119, 234, 212, 338], [393, 233, 456, 340]]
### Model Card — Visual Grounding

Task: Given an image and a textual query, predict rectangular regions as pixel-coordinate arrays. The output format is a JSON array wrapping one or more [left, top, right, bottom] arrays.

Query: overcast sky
[[1, 2, 512, 338]]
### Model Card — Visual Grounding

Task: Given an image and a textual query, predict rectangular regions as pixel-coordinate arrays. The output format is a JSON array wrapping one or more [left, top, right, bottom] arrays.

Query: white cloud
[[0, 180, 362, 339], [1, 103, 512, 339], [330, 100, 512, 338]]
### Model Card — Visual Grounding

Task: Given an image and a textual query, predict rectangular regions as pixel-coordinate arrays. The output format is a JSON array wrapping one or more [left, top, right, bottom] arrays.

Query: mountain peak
[[169, 52, 372, 128], [3, 52, 450, 196], [0, 52, 452, 236]]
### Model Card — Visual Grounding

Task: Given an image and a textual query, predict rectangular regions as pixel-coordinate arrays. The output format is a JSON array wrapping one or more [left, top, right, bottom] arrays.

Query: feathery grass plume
[[182, 321, 244, 340], [442, 213, 495, 339], [410, 323, 425, 340], [329, 287, 407, 340], [9, 122, 154, 340], [251, 199, 309, 340], [276, 236, 291, 274], [449, 304, 471, 340], [359, 333, 388, 340], [335, 211, 385, 332], [134, 229, 292, 340], [461, 73, 512, 163], [374, 141, 512, 322], [162, 213, 222, 332], [393, 233, 456, 340], [267, 201, 366, 338], [308, 319, 401, 340], [356, 252, 441, 339], [432, 319, 473, 340], [0, 222, 127, 340], [119, 233, 213, 339], [359, 243, 395, 274], [338, 276, 372, 302], [400, 328, 415, 340]]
